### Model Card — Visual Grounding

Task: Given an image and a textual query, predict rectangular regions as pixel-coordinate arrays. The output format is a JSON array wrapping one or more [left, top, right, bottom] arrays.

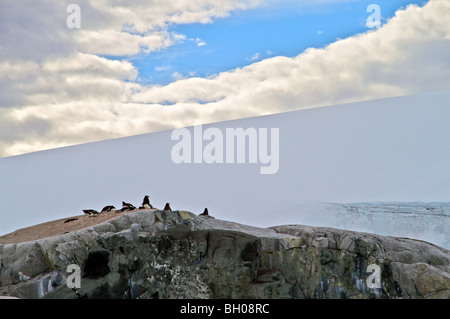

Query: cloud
[[132, 1, 450, 114], [248, 52, 262, 61], [248, 50, 276, 62], [195, 37, 207, 47], [0, 0, 264, 156], [171, 72, 185, 81], [0, 0, 262, 60], [1, 53, 136, 109], [1, 0, 450, 157]]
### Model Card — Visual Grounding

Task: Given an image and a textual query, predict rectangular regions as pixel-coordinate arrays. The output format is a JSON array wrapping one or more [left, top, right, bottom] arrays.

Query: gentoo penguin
[[139, 195, 154, 209], [101, 205, 116, 213], [120, 201, 136, 212], [64, 218, 78, 223], [83, 209, 99, 216], [90, 210, 99, 216], [163, 203, 172, 211], [199, 208, 209, 216]]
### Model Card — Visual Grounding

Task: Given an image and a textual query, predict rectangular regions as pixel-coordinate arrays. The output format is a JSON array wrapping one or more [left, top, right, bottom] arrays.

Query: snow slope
[[1, 90, 450, 248]]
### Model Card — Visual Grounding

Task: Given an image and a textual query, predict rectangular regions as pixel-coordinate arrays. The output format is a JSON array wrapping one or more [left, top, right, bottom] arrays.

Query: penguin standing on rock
[[83, 209, 99, 216], [199, 208, 209, 216], [101, 205, 116, 213], [163, 203, 172, 211], [139, 195, 154, 209], [120, 201, 136, 212]]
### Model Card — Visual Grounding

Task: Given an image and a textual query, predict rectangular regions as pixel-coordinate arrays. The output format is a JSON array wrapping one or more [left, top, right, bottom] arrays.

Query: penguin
[[199, 208, 209, 216], [83, 209, 99, 216], [139, 195, 154, 209], [163, 203, 172, 211], [64, 218, 78, 223], [90, 210, 99, 216], [101, 205, 116, 213], [120, 201, 136, 212]]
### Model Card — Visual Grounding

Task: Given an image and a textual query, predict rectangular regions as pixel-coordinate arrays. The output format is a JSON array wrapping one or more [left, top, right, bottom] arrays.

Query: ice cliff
[[295, 202, 450, 250]]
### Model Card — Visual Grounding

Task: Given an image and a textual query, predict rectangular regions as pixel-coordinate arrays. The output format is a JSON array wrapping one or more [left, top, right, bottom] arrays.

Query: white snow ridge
[[0, 90, 450, 249]]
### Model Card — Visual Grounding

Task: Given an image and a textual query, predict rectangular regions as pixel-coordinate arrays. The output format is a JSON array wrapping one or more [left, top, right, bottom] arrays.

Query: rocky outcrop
[[0, 210, 449, 299]]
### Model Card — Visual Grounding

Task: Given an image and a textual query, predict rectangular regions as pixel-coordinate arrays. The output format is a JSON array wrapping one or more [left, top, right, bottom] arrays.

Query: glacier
[[283, 201, 450, 249]]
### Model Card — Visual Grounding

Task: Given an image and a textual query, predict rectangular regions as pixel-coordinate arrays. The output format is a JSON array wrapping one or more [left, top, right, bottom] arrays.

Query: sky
[[131, 0, 427, 84], [1, 0, 449, 158]]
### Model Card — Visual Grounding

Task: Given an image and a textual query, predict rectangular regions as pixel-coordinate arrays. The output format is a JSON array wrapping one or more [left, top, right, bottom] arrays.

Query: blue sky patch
[[125, 0, 427, 85]]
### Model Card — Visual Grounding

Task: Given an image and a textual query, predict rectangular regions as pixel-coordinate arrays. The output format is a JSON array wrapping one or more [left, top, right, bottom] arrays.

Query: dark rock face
[[83, 248, 111, 279], [0, 210, 449, 299]]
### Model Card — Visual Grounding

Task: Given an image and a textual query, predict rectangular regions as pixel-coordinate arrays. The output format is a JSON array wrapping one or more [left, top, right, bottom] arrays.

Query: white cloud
[[0, 0, 263, 60], [1, 0, 450, 157], [171, 72, 185, 81], [195, 37, 207, 47], [132, 0, 450, 114], [0, 0, 264, 156], [248, 52, 261, 61]]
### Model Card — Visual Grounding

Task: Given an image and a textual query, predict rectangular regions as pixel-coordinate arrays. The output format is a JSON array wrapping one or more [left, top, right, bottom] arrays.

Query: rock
[[0, 209, 448, 299]]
